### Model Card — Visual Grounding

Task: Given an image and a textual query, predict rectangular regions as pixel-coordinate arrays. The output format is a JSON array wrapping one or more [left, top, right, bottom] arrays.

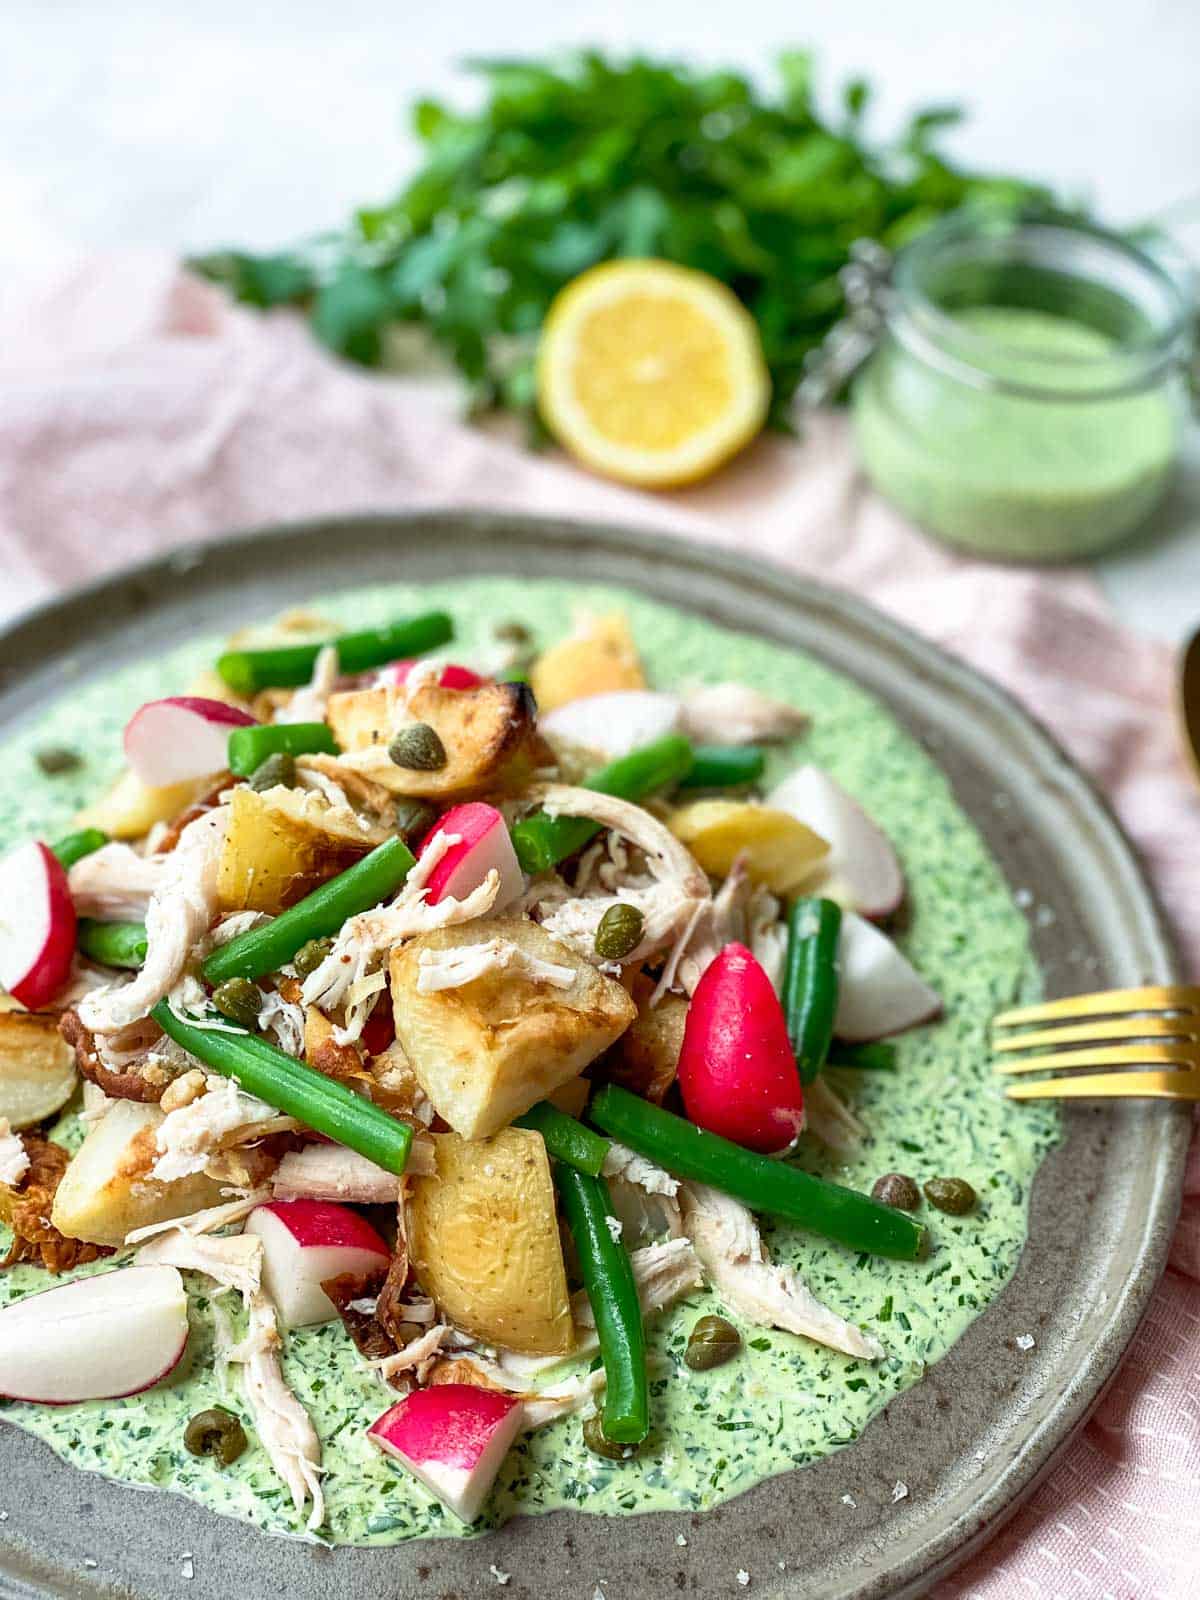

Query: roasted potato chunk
[[609, 975, 689, 1103], [0, 1011, 78, 1130], [326, 679, 536, 800], [669, 799, 829, 894], [75, 770, 207, 841], [530, 612, 646, 713], [409, 1127, 573, 1355], [217, 784, 378, 914], [390, 918, 635, 1138]]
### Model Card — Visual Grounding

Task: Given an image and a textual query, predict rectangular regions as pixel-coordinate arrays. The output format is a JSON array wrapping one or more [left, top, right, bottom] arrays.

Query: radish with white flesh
[[376, 660, 485, 690], [368, 1385, 523, 1522], [419, 802, 524, 912], [768, 766, 904, 919], [541, 690, 681, 760], [834, 913, 941, 1042], [245, 1199, 391, 1329], [0, 1264, 189, 1403], [0, 840, 76, 1010], [677, 942, 804, 1154], [124, 697, 256, 787]]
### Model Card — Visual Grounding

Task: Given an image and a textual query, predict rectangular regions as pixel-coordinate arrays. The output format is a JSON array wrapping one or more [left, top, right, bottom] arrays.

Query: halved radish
[[376, 660, 485, 690], [245, 1199, 391, 1329], [368, 1385, 523, 1522], [677, 941, 804, 1154], [124, 697, 257, 787], [768, 766, 904, 919], [0, 840, 76, 1010], [0, 1264, 189, 1403], [834, 913, 941, 1042], [419, 802, 523, 912], [540, 690, 682, 760]]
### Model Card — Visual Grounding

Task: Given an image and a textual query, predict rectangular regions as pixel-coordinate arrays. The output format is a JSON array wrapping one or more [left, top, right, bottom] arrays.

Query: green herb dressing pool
[[0, 580, 1058, 1543]]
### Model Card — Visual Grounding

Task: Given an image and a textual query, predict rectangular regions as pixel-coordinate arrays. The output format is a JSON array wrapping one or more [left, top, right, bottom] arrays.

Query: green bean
[[554, 1166, 648, 1444], [216, 611, 453, 695], [151, 1001, 412, 1174], [589, 1084, 925, 1261], [51, 829, 108, 870], [514, 1101, 610, 1176], [782, 897, 842, 1085], [829, 1041, 897, 1071], [77, 919, 148, 970], [202, 835, 415, 984], [227, 722, 337, 777], [677, 744, 766, 790], [511, 734, 694, 874]]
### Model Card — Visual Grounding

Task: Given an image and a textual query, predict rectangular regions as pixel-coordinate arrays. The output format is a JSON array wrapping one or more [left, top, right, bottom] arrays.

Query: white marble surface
[[2, 0, 1197, 641]]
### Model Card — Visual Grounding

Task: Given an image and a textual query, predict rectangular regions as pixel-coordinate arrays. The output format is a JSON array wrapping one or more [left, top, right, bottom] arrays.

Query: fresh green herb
[[192, 52, 1057, 430]]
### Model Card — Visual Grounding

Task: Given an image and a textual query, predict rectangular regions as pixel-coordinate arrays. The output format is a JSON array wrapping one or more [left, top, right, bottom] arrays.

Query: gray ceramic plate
[[0, 513, 1189, 1600]]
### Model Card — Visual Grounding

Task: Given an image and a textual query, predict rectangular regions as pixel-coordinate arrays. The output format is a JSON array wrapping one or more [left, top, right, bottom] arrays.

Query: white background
[[2, 0, 1198, 638]]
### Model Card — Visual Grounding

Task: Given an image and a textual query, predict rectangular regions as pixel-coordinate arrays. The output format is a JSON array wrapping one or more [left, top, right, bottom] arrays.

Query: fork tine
[[994, 1043, 1200, 1075], [993, 985, 1200, 1028], [1006, 1070, 1200, 1101], [993, 1016, 1200, 1051]]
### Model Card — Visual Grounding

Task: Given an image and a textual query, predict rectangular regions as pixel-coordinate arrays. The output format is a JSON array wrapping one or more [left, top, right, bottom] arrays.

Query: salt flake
[[841, 1493, 856, 1507], [676, 1533, 688, 1546], [1015, 1333, 1036, 1351], [891, 1481, 908, 1503], [181, 1552, 195, 1580], [737, 1572, 751, 1588], [489, 1565, 511, 1586]]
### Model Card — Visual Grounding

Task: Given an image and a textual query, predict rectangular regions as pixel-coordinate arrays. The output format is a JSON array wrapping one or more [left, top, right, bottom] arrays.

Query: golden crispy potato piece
[[0, 1011, 78, 1130], [390, 918, 635, 1139], [530, 612, 645, 713], [326, 680, 536, 800], [409, 1127, 573, 1355], [669, 799, 829, 894], [51, 1099, 225, 1247], [75, 770, 207, 841], [217, 784, 379, 914], [609, 975, 689, 1103]]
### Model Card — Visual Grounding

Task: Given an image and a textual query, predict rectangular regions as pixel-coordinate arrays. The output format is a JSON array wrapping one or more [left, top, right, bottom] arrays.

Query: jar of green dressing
[[850, 213, 1193, 561]]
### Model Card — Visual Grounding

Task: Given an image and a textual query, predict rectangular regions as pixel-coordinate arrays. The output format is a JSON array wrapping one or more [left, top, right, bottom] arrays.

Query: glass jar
[[850, 212, 1194, 562]]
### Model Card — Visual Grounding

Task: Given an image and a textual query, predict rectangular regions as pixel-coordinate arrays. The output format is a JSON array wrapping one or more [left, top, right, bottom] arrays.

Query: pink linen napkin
[[1, 254, 1197, 1598]]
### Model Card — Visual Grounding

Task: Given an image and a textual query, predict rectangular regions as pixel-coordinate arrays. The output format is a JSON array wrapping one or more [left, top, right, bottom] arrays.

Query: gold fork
[[992, 985, 1200, 1101]]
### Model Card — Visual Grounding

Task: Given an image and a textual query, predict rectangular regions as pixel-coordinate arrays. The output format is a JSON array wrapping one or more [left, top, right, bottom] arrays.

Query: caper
[[184, 1406, 247, 1466], [871, 1172, 921, 1211], [392, 798, 438, 844], [36, 746, 82, 776], [494, 621, 532, 646], [211, 977, 262, 1030], [684, 1314, 741, 1372], [293, 937, 334, 979], [388, 723, 447, 771], [247, 751, 296, 792], [582, 1412, 637, 1461], [594, 902, 646, 961], [923, 1176, 977, 1215]]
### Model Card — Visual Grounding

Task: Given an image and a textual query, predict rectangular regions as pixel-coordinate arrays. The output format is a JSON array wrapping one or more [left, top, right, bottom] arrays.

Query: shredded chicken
[[271, 1144, 402, 1204], [77, 808, 229, 1034], [371, 1323, 449, 1384], [603, 1132, 683, 1245], [257, 989, 305, 1056], [680, 683, 809, 745], [276, 643, 339, 725], [803, 1076, 868, 1154], [124, 1190, 269, 1246], [747, 883, 788, 992], [68, 843, 167, 919], [151, 1077, 295, 1184], [229, 1290, 325, 1531], [136, 1227, 264, 1298], [415, 937, 576, 994], [679, 1182, 882, 1360], [0, 1119, 30, 1188], [602, 1142, 679, 1197]]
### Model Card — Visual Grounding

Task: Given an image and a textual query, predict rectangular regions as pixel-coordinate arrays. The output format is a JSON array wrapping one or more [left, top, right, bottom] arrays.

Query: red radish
[[360, 1004, 396, 1057], [768, 766, 904, 920], [419, 802, 523, 912], [245, 1199, 391, 1329], [376, 660, 485, 691], [541, 690, 681, 759], [0, 840, 76, 1010], [124, 696, 256, 787], [834, 913, 941, 1042], [368, 1385, 522, 1522], [0, 1264, 189, 1403], [677, 942, 804, 1154]]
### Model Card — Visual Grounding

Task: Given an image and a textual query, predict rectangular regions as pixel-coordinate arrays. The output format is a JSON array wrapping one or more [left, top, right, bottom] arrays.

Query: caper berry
[[184, 1406, 247, 1466], [582, 1412, 638, 1461], [211, 977, 263, 1030], [924, 1176, 977, 1215], [247, 750, 296, 792], [871, 1172, 921, 1211], [293, 937, 334, 979], [684, 1314, 741, 1372], [494, 621, 532, 646], [392, 798, 438, 844], [388, 723, 447, 771], [594, 902, 646, 961], [36, 746, 82, 776]]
